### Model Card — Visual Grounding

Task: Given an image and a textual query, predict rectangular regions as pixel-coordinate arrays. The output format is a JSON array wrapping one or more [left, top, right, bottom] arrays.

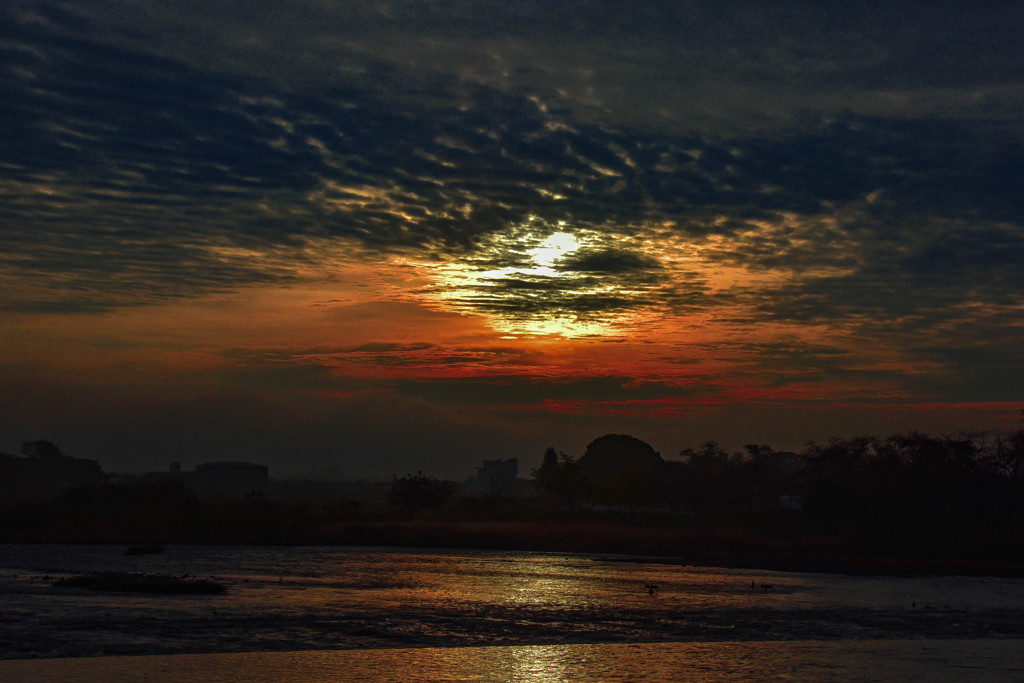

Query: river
[[1, 544, 1022, 680]]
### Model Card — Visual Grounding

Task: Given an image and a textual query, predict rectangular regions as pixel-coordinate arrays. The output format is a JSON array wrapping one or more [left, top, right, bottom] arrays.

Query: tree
[[659, 460, 693, 512], [21, 440, 65, 459], [798, 437, 870, 524], [678, 441, 731, 512], [579, 434, 663, 486], [532, 450, 588, 517], [734, 444, 797, 514], [599, 469, 655, 518], [532, 448, 561, 496], [388, 472, 455, 516]]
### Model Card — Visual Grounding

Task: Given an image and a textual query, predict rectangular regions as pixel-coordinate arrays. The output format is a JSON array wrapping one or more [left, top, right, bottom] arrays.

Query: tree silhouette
[[678, 441, 731, 513], [598, 469, 654, 518], [389, 472, 455, 516], [579, 434, 663, 485], [21, 440, 65, 459], [532, 450, 588, 517], [532, 447, 560, 495]]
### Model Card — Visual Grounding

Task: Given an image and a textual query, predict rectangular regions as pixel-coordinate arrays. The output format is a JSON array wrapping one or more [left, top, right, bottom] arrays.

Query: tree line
[[5, 429, 1024, 535], [528, 430, 1024, 526]]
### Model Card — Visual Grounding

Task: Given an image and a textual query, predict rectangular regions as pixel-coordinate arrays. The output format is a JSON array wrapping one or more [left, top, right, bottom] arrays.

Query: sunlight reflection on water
[[2, 640, 1023, 682], [2, 545, 1024, 661]]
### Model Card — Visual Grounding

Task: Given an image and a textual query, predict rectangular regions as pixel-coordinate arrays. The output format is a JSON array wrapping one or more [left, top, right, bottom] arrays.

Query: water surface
[[1, 544, 1022, 666], [2, 641, 1023, 682]]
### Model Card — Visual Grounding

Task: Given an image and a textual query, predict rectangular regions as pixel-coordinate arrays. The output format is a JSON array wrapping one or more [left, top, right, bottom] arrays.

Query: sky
[[2, 1, 1023, 478]]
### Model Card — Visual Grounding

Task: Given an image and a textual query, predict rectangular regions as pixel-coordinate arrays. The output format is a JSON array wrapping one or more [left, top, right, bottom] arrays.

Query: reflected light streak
[[502, 645, 576, 683], [497, 557, 594, 608]]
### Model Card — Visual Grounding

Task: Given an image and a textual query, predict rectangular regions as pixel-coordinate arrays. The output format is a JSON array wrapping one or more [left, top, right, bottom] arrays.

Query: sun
[[527, 231, 580, 271], [419, 217, 625, 338]]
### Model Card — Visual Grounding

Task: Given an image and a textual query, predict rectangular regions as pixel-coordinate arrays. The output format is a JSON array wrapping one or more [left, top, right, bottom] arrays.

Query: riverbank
[[5, 516, 1023, 578]]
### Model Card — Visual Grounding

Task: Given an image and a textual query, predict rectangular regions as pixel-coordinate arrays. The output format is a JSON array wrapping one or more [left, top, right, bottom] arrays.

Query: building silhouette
[[465, 458, 521, 496], [0, 449, 106, 502], [156, 460, 269, 497]]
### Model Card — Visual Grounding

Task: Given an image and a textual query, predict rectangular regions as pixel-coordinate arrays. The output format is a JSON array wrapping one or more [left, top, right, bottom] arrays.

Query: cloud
[[557, 248, 661, 274], [4, 2, 1024, 326], [220, 340, 543, 385]]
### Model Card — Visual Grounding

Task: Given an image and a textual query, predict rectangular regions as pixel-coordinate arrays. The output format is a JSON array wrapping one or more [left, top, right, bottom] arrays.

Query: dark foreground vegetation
[[3, 429, 1024, 577]]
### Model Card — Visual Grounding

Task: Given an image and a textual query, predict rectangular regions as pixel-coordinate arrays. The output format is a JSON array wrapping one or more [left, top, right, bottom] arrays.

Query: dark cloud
[[558, 249, 661, 275], [394, 375, 694, 408], [734, 217, 1024, 331], [716, 340, 908, 391], [223, 342, 534, 374], [4, 3, 1024, 321], [909, 343, 1024, 402], [343, 343, 436, 354]]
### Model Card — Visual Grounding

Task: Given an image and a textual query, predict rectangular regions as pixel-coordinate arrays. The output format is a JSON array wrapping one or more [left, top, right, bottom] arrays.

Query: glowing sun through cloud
[[528, 230, 580, 272], [406, 211, 866, 345], [418, 217, 668, 338]]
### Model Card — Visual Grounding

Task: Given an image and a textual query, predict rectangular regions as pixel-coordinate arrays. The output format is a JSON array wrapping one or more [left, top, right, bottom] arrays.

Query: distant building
[[158, 460, 269, 497], [465, 458, 520, 496], [0, 450, 106, 502]]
